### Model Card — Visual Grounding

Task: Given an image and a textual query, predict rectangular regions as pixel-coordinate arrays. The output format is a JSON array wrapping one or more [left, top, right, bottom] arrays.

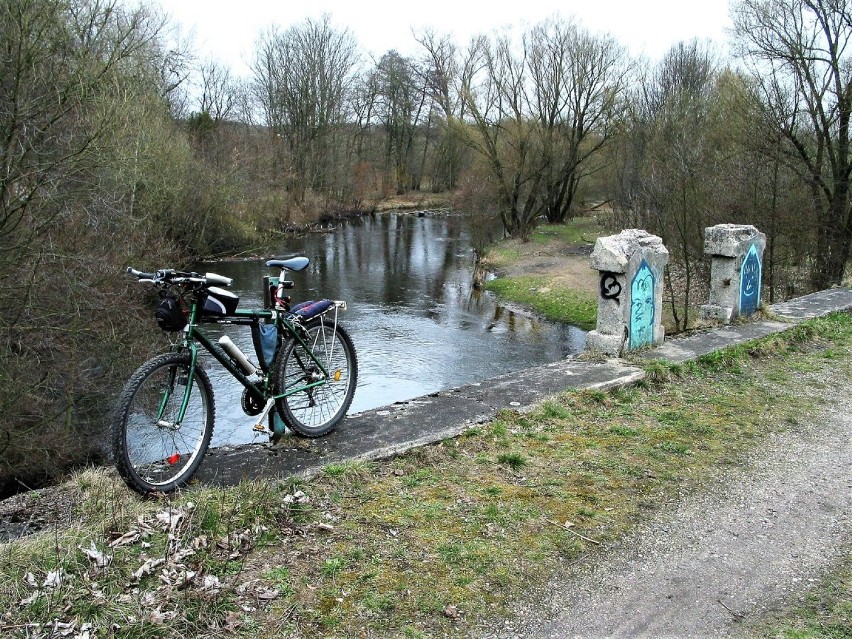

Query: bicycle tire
[[112, 352, 214, 495], [274, 318, 357, 437]]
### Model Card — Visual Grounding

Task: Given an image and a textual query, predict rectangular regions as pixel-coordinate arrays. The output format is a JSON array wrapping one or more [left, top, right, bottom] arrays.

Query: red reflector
[[167, 453, 180, 465]]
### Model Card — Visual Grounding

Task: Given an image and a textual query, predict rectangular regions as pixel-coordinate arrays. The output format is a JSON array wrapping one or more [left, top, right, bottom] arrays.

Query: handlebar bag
[[201, 286, 239, 316]]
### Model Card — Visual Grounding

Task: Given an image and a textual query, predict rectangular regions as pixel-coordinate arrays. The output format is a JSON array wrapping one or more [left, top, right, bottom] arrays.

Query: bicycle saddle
[[266, 256, 309, 272]]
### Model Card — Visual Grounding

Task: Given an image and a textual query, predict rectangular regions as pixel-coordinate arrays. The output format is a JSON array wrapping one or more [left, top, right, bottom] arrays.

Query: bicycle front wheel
[[274, 318, 358, 437], [112, 353, 214, 495]]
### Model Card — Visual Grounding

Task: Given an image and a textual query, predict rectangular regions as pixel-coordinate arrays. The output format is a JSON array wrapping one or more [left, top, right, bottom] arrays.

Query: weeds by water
[[1, 313, 851, 637]]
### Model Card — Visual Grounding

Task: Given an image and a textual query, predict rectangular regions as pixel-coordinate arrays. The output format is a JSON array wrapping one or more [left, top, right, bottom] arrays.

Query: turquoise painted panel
[[629, 260, 655, 350], [739, 243, 761, 316]]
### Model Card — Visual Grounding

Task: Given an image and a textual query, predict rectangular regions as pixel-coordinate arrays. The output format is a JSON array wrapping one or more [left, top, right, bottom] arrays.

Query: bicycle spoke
[[113, 354, 214, 494], [275, 319, 357, 437]]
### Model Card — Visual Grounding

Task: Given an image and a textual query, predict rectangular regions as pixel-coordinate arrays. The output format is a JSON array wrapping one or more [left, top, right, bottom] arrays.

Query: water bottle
[[218, 336, 258, 376]]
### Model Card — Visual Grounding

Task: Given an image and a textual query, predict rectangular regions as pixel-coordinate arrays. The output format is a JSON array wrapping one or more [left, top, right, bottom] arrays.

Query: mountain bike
[[112, 256, 358, 495]]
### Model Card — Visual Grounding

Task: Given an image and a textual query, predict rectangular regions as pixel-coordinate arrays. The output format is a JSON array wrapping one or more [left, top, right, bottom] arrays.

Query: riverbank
[[2, 309, 850, 637], [478, 214, 603, 330]]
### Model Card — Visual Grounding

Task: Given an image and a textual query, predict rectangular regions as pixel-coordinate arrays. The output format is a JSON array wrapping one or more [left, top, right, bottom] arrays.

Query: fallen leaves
[[108, 530, 140, 548], [11, 491, 304, 635], [7, 620, 96, 639], [79, 542, 111, 569], [132, 557, 165, 582]]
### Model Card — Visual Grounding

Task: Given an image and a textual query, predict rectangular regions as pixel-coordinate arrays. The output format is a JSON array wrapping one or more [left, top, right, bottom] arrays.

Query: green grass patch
[[484, 275, 597, 329], [1, 314, 850, 638], [531, 217, 605, 245]]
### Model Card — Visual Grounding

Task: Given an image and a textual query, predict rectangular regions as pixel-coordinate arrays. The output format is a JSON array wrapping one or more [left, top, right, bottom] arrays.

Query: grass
[[483, 275, 597, 329], [531, 217, 605, 246], [479, 216, 603, 329], [1, 313, 851, 637], [753, 551, 852, 639]]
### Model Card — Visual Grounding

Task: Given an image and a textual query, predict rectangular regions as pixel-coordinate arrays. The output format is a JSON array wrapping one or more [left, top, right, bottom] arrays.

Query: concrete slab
[[769, 287, 852, 320], [196, 359, 645, 485], [643, 287, 852, 364], [642, 321, 790, 363], [196, 287, 852, 486]]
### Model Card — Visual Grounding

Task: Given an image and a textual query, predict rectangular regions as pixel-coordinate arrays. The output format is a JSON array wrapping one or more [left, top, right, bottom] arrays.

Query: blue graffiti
[[629, 260, 655, 350], [740, 244, 761, 316]]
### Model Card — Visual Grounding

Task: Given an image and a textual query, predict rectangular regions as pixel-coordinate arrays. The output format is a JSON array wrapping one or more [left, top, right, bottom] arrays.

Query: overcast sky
[[156, 0, 733, 77]]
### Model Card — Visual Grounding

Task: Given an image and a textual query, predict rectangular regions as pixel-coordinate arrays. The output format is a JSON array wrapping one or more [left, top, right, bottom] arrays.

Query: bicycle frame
[[166, 301, 335, 429]]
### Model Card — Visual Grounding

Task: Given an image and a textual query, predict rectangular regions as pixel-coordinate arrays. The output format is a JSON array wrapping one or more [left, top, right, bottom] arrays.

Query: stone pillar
[[700, 224, 767, 323], [585, 229, 669, 356]]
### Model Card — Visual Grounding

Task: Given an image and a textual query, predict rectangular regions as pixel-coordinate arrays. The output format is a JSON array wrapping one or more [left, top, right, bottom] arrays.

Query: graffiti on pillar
[[739, 243, 761, 316], [600, 272, 622, 304], [629, 260, 655, 350]]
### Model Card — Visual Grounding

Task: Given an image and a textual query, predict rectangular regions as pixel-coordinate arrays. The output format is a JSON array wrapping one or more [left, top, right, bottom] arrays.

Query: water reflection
[[200, 213, 586, 447]]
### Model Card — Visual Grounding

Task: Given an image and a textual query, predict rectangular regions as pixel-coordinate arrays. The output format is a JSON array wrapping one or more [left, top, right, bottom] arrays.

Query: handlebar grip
[[204, 272, 233, 287], [127, 267, 155, 280]]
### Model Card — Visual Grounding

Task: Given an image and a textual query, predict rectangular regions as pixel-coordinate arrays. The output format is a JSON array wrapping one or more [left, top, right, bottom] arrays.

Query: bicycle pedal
[[252, 423, 268, 433]]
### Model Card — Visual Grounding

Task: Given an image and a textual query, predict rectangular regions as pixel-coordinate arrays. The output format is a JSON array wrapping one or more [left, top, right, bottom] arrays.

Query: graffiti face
[[629, 260, 655, 350], [740, 244, 761, 316]]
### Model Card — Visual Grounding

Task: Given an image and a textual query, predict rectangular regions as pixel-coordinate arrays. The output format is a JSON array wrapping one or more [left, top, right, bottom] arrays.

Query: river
[[200, 213, 586, 447]]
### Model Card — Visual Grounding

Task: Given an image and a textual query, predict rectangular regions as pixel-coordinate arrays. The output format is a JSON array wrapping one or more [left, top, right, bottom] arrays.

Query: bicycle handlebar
[[126, 267, 233, 288]]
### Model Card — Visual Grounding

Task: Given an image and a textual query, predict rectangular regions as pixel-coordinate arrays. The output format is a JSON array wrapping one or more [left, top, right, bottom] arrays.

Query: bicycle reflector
[[167, 453, 181, 465]]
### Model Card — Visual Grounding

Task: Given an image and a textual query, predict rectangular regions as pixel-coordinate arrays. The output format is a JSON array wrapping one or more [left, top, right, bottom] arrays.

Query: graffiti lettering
[[600, 273, 622, 303]]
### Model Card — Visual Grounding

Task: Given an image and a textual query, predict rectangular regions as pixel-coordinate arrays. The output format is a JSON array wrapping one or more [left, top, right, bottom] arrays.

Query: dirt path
[[482, 237, 599, 296], [510, 382, 852, 638]]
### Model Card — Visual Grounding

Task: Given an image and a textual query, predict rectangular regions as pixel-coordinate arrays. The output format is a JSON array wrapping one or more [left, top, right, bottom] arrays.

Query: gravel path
[[512, 384, 852, 639]]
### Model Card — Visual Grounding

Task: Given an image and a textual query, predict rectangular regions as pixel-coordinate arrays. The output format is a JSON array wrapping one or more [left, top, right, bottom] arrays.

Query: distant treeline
[[1, 0, 850, 492]]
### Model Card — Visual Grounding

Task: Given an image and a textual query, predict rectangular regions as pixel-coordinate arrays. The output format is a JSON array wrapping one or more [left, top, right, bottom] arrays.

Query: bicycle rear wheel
[[274, 318, 357, 437], [112, 352, 214, 495]]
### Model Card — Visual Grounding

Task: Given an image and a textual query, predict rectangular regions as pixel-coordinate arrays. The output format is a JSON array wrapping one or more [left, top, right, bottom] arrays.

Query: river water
[[200, 213, 586, 447]]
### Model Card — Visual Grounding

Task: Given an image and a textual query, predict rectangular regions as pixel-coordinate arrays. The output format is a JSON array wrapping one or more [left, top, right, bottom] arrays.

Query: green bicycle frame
[[164, 302, 335, 428]]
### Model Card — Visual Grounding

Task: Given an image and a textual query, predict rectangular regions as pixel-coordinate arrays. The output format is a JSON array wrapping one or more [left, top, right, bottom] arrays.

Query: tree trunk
[[811, 188, 850, 288]]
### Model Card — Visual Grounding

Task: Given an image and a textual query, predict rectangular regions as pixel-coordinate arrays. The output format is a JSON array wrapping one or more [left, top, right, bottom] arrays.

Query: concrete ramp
[[197, 359, 644, 486]]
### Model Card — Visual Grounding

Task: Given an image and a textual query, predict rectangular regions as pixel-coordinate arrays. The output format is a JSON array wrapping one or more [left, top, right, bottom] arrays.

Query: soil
[[0, 483, 81, 542]]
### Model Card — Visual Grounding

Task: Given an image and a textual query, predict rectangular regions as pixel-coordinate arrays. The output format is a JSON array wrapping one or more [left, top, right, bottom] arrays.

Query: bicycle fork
[[156, 346, 201, 430]]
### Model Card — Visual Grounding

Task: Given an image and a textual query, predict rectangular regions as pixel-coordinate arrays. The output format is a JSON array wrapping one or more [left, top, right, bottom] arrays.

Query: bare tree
[[617, 41, 722, 330], [251, 15, 359, 204], [416, 29, 467, 190], [733, 0, 852, 288], [456, 34, 543, 239], [199, 59, 237, 122], [527, 18, 630, 223], [373, 51, 429, 193], [0, 0, 165, 254]]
